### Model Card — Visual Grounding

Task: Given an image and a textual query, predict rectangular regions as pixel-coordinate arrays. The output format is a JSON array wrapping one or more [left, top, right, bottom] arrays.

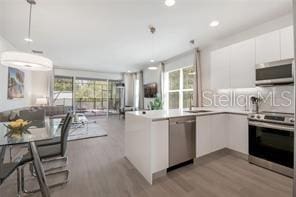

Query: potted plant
[[149, 97, 163, 110]]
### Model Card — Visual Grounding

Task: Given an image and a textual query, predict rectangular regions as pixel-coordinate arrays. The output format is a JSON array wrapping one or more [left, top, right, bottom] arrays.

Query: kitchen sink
[[185, 110, 212, 113]]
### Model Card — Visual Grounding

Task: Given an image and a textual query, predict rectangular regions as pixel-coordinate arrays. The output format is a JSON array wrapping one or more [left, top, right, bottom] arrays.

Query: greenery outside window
[[168, 66, 194, 109], [53, 76, 73, 107]]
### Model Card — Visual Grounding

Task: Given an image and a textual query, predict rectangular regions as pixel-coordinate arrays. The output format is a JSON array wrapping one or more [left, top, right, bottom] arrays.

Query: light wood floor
[[0, 116, 293, 197]]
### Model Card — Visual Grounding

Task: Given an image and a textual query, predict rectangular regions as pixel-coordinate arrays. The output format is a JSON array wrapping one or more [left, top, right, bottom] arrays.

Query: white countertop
[[126, 107, 251, 120]]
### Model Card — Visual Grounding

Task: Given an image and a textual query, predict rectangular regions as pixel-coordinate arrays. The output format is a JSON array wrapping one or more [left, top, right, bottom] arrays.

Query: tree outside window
[[168, 66, 194, 109]]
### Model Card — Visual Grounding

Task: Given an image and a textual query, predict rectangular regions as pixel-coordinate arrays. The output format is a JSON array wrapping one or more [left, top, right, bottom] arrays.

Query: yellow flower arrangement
[[9, 119, 30, 128], [4, 119, 32, 137]]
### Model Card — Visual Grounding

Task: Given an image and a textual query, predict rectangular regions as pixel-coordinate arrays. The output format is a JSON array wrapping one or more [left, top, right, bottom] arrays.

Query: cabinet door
[[255, 31, 280, 64], [227, 115, 248, 154], [230, 39, 255, 88], [196, 116, 212, 157], [151, 120, 169, 173], [211, 114, 227, 152], [211, 47, 230, 89], [280, 26, 294, 60]]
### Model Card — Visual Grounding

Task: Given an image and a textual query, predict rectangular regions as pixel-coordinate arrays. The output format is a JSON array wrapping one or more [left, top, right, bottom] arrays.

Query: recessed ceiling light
[[150, 59, 155, 63], [24, 37, 33, 42], [127, 70, 132, 73], [209, 20, 220, 27], [165, 0, 175, 7], [148, 66, 158, 70]]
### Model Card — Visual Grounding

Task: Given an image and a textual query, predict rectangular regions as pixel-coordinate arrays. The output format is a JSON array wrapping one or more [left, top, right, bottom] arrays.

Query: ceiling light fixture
[[165, 0, 176, 7], [148, 25, 157, 67], [209, 20, 220, 27], [24, 37, 33, 42], [148, 66, 158, 70], [0, 0, 53, 71], [1, 51, 53, 71]]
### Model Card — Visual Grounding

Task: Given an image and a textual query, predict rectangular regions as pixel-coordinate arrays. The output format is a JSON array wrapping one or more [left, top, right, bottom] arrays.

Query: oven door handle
[[249, 121, 294, 132]]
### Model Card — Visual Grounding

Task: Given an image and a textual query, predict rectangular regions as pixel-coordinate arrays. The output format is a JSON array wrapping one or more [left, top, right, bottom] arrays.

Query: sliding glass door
[[53, 75, 121, 117], [108, 80, 120, 115], [75, 78, 106, 116], [53, 76, 74, 108]]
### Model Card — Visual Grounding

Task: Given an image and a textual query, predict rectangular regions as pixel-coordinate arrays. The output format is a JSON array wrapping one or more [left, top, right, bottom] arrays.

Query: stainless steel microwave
[[255, 58, 294, 86]]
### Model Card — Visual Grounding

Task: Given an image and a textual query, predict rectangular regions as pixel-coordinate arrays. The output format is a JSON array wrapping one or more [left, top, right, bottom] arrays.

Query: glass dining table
[[0, 118, 62, 197]]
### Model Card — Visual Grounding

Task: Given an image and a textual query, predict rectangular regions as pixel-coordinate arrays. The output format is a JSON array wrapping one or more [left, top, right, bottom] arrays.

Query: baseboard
[[152, 169, 167, 181], [195, 148, 248, 166], [224, 148, 248, 161]]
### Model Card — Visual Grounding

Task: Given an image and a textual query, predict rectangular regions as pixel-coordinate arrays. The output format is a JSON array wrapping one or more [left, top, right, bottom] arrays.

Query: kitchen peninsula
[[125, 108, 250, 184]]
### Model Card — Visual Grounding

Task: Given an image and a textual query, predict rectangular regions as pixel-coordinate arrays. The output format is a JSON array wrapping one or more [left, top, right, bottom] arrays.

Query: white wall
[[124, 73, 135, 107], [31, 71, 51, 105], [200, 14, 294, 113], [0, 35, 33, 112]]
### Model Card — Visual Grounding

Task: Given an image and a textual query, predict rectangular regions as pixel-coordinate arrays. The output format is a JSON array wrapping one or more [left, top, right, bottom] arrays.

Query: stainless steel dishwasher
[[169, 116, 196, 169]]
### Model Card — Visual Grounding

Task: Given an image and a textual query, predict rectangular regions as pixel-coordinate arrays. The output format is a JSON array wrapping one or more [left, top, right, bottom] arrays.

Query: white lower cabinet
[[196, 114, 248, 158], [227, 114, 248, 155], [151, 120, 169, 173], [196, 115, 212, 157], [196, 114, 226, 157], [211, 114, 227, 152]]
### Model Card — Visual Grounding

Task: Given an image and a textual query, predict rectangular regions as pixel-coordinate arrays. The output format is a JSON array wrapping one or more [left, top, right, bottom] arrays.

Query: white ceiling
[[0, 0, 292, 73]]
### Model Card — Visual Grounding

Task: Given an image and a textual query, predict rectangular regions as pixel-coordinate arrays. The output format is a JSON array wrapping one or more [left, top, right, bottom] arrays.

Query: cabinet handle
[[175, 120, 196, 124]]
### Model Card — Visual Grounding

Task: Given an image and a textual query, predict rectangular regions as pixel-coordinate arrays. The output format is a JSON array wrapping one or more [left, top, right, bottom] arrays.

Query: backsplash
[[202, 85, 294, 113]]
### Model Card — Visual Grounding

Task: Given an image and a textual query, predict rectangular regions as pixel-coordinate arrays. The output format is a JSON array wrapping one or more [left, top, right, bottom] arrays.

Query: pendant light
[[148, 25, 158, 70], [0, 0, 53, 71]]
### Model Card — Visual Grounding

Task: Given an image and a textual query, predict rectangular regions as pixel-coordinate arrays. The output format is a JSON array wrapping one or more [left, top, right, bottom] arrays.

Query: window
[[75, 79, 109, 114], [53, 76, 73, 107], [168, 66, 194, 109]]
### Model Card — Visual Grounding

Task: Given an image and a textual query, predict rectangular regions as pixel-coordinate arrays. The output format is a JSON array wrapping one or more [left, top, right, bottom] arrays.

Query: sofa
[[0, 106, 73, 122]]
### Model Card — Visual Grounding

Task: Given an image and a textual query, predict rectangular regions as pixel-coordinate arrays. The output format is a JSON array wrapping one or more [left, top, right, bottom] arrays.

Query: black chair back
[[61, 113, 71, 130], [61, 115, 73, 157], [0, 146, 5, 169]]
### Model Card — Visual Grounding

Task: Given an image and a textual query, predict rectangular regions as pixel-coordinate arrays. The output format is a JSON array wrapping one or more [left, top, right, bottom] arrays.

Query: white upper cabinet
[[210, 47, 230, 89], [280, 26, 294, 60], [210, 26, 294, 90], [230, 39, 255, 88], [255, 30, 281, 64]]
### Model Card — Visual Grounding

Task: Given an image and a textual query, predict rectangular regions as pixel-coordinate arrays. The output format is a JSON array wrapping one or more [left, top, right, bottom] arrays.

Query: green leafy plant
[[149, 97, 163, 110]]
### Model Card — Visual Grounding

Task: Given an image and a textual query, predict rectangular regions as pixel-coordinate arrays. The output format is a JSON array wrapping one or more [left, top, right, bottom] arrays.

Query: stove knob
[[250, 115, 255, 118], [290, 118, 295, 123], [256, 115, 261, 119]]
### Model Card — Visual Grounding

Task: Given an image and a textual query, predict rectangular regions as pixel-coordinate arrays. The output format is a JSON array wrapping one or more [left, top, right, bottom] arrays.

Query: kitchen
[[125, 14, 295, 190]]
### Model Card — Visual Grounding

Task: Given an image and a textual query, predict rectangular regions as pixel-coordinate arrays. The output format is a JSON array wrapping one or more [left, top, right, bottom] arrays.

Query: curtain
[[193, 49, 202, 107], [48, 69, 54, 106], [159, 63, 165, 101], [137, 71, 144, 109]]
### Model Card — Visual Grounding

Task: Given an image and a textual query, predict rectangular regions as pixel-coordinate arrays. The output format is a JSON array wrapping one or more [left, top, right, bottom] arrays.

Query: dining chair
[[35, 113, 71, 147], [8, 109, 50, 162], [0, 146, 22, 196], [19, 114, 73, 194]]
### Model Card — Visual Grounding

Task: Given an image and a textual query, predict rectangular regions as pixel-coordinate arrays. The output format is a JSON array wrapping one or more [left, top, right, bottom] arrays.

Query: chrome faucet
[[189, 94, 196, 111]]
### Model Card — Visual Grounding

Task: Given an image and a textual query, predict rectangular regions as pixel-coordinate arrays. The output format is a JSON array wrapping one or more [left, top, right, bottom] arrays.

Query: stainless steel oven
[[248, 112, 294, 177], [256, 58, 294, 86]]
